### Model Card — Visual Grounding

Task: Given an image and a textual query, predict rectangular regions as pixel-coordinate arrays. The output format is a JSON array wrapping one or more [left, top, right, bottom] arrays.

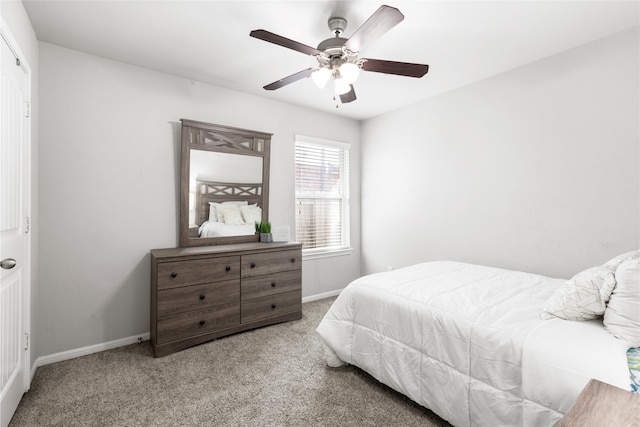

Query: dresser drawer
[[157, 279, 240, 317], [157, 302, 240, 344], [241, 249, 301, 278], [241, 289, 302, 324], [157, 256, 240, 290], [241, 269, 301, 300]]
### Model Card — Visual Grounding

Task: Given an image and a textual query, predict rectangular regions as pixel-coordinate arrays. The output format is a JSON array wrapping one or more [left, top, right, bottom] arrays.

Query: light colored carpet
[[10, 297, 451, 426]]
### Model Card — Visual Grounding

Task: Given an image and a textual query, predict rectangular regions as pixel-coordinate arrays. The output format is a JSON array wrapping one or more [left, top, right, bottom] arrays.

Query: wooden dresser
[[150, 242, 302, 357]]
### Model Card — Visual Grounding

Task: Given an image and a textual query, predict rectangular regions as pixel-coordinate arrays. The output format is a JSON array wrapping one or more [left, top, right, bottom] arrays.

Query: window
[[295, 135, 351, 257]]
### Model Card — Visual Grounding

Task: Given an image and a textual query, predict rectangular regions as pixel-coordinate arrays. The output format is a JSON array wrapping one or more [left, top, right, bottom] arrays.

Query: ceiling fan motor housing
[[318, 15, 351, 58], [317, 37, 348, 57], [328, 17, 347, 36]]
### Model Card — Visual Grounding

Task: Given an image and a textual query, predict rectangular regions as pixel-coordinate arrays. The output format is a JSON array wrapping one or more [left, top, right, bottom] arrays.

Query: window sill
[[302, 247, 353, 261]]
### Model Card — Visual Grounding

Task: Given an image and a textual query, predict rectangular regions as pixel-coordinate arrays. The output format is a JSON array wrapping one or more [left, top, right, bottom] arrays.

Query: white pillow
[[604, 250, 640, 269], [208, 200, 248, 222], [219, 205, 245, 225], [208, 202, 222, 222], [603, 259, 640, 347], [541, 266, 615, 321], [241, 204, 262, 225]]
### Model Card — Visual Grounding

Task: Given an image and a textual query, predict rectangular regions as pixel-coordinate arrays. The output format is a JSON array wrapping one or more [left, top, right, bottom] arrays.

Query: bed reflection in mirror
[[189, 150, 263, 238]]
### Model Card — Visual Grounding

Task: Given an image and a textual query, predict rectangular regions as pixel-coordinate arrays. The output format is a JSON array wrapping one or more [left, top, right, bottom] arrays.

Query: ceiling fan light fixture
[[311, 67, 331, 88], [250, 5, 429, 104], [339, 62, 360, 85], [334, 78, 351, 95]]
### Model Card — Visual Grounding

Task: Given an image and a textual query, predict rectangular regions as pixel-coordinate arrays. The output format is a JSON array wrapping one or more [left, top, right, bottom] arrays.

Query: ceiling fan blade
[[361, 59, 429, 78], [344, 5, 404, 53], [263, 68, 315, 90], [250, 29, 323, 56], [340, 85, 357, 103]]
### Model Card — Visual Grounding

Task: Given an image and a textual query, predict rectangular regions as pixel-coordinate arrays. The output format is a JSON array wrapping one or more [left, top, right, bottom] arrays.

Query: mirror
[[180, 119, 271, 247]]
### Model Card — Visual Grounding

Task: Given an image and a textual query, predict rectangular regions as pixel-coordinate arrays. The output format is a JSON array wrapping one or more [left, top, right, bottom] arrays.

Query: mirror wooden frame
[[179, 118, 271, 247]]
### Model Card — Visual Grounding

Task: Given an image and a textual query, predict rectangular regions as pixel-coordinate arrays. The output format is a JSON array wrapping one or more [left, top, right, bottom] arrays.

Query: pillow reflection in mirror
[[209, 202, 221, 222], [241, 205, 262, 225], [209, 200, 248, 223], [220, 205, 245, 225]]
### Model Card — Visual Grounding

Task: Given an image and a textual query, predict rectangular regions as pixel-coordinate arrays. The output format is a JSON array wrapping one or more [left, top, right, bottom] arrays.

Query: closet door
[[0, 31, 31, 427]]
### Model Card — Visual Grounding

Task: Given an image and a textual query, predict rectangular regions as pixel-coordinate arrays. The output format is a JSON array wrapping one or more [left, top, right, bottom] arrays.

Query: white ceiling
[[21, 0, 639, 120]]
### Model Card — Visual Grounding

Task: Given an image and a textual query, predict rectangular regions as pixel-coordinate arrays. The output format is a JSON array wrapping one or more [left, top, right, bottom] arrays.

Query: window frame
[[294, 135, 352, 260]]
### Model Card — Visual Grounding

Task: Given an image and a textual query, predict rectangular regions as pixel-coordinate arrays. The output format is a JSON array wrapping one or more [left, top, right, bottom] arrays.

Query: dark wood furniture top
[[556, 379, 639, 427]]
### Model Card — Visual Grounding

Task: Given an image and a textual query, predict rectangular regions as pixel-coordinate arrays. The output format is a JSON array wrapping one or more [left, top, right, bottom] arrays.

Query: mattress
[[316, 261, 631, 427]]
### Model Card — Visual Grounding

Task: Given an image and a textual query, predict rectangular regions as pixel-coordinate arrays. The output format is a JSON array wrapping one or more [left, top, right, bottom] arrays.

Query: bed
[[316, 252, 640, 426], [193, 180, 263, 237]]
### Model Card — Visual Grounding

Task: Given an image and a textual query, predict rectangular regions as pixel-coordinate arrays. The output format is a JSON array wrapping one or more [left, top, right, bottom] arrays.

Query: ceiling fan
[[249, 4, 429, 104]]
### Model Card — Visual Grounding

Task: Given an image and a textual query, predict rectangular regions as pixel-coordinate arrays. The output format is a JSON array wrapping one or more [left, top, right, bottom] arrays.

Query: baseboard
[[30, 332, 150, 380], [29, 290, 342, 380], [302, 288, 342, 303]]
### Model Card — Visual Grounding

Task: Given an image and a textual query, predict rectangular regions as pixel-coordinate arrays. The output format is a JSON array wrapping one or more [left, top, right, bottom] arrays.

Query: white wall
[[361, 27, 639, 279], [2, 0, 40, 371], [38, 42, 361, 358]]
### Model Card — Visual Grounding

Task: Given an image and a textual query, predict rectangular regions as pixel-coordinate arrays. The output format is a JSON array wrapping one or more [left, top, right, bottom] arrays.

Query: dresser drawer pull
[[199, 320, 206, 326], [250, 262, 256, 268], [271, 304, 277, 309], [170, 272, 177, 278], [199, 294, 206, 300], [290, 257, 296, 263], [225, 266, 231, 272], [271, 282, 276, 288]]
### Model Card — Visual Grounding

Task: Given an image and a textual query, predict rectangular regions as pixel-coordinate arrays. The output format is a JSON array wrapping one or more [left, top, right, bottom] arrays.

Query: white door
[[0, 30, 30, 427]]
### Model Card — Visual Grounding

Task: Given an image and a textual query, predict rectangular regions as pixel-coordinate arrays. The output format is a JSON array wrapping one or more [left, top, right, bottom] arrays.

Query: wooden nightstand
[[556, 379, 639, 426]]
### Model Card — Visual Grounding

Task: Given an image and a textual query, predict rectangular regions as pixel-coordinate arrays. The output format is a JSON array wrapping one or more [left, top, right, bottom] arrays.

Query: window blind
[[295, 140, 350, 252]]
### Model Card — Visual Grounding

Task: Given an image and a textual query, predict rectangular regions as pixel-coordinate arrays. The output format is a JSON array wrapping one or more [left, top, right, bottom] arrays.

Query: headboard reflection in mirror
[[180, 119, 271, 247]]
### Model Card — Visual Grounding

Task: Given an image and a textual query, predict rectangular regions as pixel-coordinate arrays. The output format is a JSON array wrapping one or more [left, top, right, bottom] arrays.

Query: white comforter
[[316, 261, 631, 427], [199, 221, 255, 238]]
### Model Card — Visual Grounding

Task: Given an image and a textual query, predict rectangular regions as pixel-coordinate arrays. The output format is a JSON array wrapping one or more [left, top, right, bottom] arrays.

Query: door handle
[[1, 258, 17, 269]]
